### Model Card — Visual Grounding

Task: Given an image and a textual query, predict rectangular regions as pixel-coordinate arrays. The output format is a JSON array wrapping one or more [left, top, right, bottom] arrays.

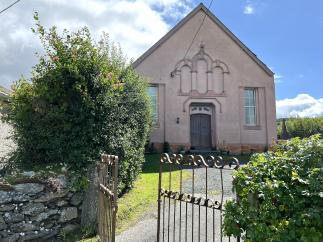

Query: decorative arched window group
[[173, 43, 229, 96]]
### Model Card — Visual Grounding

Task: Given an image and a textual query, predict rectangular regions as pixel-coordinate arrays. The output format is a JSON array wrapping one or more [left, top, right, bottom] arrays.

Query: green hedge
[[1, 14, 151, 192], [224, 135, 323, 242], [277, 117, 323, 139]]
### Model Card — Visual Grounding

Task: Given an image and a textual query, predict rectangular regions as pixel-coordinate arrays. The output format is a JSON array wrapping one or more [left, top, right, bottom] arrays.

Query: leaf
[[33, 12, 39, 21]]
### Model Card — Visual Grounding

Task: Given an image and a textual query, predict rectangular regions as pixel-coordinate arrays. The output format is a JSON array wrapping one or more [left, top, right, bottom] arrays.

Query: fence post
[[98, 154, 118, 242], [156, 154, 163, 242]]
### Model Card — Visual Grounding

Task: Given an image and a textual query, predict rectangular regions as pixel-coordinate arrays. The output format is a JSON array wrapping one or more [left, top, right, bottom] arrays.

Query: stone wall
[[0, 175, 83, 242]]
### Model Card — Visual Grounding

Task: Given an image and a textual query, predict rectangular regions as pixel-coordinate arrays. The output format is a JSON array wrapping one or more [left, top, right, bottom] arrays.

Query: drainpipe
[[264, 87, 269, 149], [163, 84, 166, 144]]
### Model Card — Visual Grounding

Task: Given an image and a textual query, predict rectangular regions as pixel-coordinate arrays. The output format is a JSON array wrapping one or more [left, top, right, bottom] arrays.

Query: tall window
[[148, 86, 158, 124], [244, 88, 257, 125]]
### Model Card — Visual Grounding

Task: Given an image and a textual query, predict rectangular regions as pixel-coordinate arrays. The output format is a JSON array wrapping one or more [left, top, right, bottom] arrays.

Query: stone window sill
[[244, 125, 261, 130], [152, 122, 160, 129]]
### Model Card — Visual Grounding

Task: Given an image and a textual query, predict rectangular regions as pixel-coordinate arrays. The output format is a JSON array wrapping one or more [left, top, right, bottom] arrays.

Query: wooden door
[[190, 114, 211, 149]]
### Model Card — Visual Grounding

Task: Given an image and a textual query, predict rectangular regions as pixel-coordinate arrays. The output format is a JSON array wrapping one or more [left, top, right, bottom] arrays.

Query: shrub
[[163, 141, 171, 153], [147, 142, 156, 154], [178, 145, 185, 155], [223, 135, 323, 242], [277, 116, 323, 139], [1, 14, 151, 192]]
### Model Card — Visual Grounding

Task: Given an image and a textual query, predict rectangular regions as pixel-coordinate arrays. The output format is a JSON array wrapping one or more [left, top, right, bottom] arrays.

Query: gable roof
[[0, 85, 11, 96], [0, 86, 11, 104], [133, 3, 274, 76]]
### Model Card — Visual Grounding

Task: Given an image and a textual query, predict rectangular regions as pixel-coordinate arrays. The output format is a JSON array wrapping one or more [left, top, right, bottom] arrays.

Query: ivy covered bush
[[224, 135, 323, 242], [2, 14, 151, 192]]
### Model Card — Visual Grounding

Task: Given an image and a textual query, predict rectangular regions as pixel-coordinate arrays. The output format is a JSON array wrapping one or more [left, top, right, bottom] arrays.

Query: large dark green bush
[[277, 116, 323, 139], [224, 135, 323, 242], [1, 14, 151, 192]]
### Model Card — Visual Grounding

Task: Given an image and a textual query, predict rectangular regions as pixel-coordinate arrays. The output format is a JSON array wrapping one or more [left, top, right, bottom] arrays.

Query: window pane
[[246, 107, 255, 125], [249, 107, 256, 124], [244, 107, 249, 124], [148, 86, 156, 97], [244, 89, 256, 125], [244, 89, 252, 106], [148, 86, 158, 124], [244, 89, 255, 106]]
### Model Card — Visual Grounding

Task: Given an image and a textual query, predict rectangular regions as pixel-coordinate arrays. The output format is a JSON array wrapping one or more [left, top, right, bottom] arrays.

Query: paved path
[[116, 167, 238, 242]]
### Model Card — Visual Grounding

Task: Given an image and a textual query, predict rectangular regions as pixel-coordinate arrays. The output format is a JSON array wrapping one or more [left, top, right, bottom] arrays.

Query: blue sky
[[196, 0, 323, 101], [0, 0, 322, 117]]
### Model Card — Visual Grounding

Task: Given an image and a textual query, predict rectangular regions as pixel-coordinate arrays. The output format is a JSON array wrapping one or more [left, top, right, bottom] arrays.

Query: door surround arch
[[183, 97, 222, 113]]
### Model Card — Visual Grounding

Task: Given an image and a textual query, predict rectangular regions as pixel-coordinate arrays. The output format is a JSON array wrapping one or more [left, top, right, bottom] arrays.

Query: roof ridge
[[0, 85, 11, 95], [132, 3, 274, 76]]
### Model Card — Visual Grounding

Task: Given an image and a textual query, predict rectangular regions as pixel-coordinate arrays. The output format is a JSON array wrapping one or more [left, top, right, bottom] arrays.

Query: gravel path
[[116, 167, 237, 242]]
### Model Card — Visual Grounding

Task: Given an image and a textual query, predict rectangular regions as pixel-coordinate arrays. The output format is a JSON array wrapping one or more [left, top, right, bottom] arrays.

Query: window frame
[[244, 88, 257, 126], [148, 85, 159, 126]]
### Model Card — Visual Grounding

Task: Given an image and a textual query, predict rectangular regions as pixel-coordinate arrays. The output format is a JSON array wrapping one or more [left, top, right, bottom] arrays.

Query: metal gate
[[157, 153, 240, 242], [98, 154, 119, 242]]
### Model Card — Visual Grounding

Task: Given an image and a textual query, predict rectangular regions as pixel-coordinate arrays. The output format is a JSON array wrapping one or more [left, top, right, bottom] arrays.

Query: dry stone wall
[[0, 175, 84, 242]]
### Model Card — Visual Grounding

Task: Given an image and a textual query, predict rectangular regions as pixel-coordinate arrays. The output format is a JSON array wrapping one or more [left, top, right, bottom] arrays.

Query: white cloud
[[0, 0, 193, 88], [276, 94, 323, 118], [244, 4, 255, 15]]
